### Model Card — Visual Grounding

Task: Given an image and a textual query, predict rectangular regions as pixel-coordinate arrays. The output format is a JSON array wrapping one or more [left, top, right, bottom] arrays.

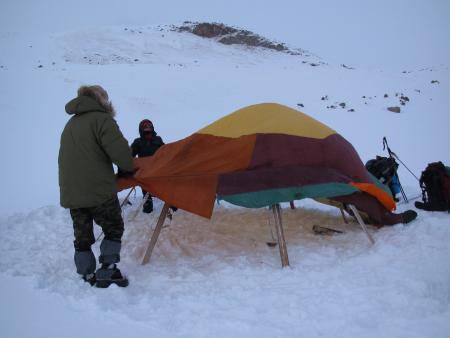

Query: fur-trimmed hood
[[65, 85, 116, 116]]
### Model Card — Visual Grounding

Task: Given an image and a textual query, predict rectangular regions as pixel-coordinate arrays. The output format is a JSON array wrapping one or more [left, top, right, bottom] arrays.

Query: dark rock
[[297, 103, 304, 107], [339, 102, 346, 108], [178, 22, 289, 52], [431, 80, 440, 84], [400, 95, 409, 102], [414, 89, 421, 93], [341, 64, 354, 70], [384, 94, 388, 98], [309, 63, 319, 67], [189, 22, 238, 38], [219, 33, 286, 51], [321, 95, 328, 101], [348, 109, 355, 112], [134, 59, 139, 62], [387, 106, 401, 113], [38, 65, 43, 68]]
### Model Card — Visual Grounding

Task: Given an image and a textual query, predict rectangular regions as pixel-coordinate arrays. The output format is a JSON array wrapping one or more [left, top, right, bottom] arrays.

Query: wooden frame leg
[[141, 203, 170, 265], [272, 203, 290, 267], [348, 204, 375, 245], [131, 192, 150, 221], [266, 207, 277, 247], [339, 207, 349, 224]]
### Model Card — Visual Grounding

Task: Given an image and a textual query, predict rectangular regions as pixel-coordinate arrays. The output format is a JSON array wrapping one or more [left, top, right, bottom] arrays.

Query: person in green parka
[[59, 85, 134, 288]]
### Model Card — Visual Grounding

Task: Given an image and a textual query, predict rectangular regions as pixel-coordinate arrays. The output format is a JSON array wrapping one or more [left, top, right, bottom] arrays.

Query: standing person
[[131, 119, 164, 213], [59, 85, 134, 288]]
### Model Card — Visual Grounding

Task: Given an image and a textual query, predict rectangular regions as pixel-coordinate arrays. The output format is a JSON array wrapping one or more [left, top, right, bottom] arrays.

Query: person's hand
[[116, 168, 136, 178]]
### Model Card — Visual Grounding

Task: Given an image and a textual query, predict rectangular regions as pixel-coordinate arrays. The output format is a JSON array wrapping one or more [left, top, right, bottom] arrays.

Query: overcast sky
[[1, 0, 449, 70]]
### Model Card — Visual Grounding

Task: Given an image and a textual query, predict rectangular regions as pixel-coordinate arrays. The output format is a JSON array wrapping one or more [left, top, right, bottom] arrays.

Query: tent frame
[[140, 202, 375, 267]]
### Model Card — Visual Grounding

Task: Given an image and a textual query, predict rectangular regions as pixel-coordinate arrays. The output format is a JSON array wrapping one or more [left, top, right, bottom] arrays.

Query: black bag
[[365, 156, 399, 186], [415, 162, 450, 212]]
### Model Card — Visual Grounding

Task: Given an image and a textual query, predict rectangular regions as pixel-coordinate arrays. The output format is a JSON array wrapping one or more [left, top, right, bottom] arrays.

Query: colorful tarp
[[119, 103, 396, 222]]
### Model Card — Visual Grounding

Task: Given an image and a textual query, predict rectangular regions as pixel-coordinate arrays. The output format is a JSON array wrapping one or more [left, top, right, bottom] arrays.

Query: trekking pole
[[382, 137, 420, 203], [398, 177, 409, 203], [95, 187, 136, 243], [383, 137, 420, 182]]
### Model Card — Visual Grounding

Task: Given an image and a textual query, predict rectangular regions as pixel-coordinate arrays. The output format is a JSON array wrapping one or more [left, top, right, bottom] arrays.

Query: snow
[[1, 200, 450, 337], [1, 1, 450, 337]]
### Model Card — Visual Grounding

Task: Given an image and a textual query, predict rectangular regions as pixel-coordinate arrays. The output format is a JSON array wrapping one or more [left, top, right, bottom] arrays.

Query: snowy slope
[[1, 10, 450, 338], [0, 24, 448, 213]]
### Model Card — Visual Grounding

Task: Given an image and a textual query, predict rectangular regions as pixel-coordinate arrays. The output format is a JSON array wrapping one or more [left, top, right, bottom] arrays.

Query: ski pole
[[383, 137, 420, 182]]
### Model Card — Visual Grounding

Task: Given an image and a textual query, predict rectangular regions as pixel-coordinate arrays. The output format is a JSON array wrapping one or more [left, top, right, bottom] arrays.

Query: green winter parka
[[58, 96, 134, 209]]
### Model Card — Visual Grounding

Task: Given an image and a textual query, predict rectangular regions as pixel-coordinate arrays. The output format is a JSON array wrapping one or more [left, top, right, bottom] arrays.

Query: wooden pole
[[348, 204, 375, 245], [265, 207, 277, 247], [289, 201, 296, 209], [131, 192, 150, 221], [141, 203, 170, 265], [339, 207, 349, 224], [272, 203, 290, 267]]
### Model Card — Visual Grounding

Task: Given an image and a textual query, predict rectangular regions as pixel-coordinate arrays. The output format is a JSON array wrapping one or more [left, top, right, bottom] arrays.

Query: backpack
[[365, 156, 399, 186], [415, 162, 450, 212]]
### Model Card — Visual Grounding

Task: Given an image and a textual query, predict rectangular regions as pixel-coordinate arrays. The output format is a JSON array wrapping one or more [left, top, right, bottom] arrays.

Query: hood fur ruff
[[77, 85, 116, 116]]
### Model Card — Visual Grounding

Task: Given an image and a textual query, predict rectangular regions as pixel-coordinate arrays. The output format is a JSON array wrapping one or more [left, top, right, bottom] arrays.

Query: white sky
[[1, 0, 450, 70]]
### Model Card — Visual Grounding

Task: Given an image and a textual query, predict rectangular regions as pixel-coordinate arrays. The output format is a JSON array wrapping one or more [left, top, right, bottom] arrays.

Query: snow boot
[[95, 264, 129, 288], [82, 273, 96, 286], [415, 200, 448, 212], [401, 210, 418, 224], [143, 198, 153, 214]]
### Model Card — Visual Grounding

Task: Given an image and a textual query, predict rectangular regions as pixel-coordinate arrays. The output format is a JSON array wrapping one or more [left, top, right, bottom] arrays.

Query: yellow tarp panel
[[198, 103, 336, 139]]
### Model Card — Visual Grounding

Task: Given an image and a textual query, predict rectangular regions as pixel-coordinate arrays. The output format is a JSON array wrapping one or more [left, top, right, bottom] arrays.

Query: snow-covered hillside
[[0, 23, 448, 213], [1, 3, 450, 337]]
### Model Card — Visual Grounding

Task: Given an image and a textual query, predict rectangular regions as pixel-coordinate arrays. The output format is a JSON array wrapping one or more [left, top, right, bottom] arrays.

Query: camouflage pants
[[70, 196, 124, 275]]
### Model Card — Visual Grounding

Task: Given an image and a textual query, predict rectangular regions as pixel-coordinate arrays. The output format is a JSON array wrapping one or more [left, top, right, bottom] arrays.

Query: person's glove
[[116, 168, 136, 178]]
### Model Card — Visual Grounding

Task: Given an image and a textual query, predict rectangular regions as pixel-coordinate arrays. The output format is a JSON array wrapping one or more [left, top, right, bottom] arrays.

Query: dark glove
[[116, 168, 136, 178]]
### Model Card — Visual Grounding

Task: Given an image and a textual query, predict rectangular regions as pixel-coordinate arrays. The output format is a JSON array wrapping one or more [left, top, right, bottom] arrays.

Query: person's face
[[142, 121, 154, 138]]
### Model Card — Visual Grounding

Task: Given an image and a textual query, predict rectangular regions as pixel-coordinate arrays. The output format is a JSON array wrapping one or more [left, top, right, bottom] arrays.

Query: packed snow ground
[[1, 9, 450, 338], [1, 197, 450, 337]]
